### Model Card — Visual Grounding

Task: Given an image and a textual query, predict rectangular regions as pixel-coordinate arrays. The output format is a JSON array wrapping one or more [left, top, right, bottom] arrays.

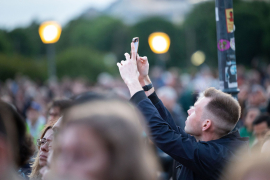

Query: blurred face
[[47, 107, 61, 124], [40, 150, 53, 180], [185, 97, 211, 136], [159, 95, 175, 111], [54, 125, 109, 180], [27, 108, 39, 123], [253, 122, 269, 142], [39, 129, 54, 167], [245, 109, 260, 131]]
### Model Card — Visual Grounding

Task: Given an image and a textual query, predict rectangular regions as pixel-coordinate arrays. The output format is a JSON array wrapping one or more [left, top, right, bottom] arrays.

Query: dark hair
[[72, 91, 106, 105], [48, 99, 72, 114], [0, 100, 35, 167], [204, 87, 241, 136], [253, 114, 270, 127]]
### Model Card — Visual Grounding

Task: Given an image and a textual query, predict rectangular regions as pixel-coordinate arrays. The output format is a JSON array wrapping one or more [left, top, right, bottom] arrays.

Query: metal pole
[[215, 0, 239, 99], [47, 43, 56, 81]]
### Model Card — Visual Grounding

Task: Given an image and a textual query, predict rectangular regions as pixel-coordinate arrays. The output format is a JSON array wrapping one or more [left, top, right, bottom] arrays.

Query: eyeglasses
[[37, 138, 50, 147]]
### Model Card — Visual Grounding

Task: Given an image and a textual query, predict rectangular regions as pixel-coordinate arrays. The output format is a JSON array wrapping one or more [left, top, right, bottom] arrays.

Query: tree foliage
[[0, 1, 269, 80]]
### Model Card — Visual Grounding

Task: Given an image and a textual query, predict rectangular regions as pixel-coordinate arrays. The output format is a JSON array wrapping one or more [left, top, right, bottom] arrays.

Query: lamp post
[[215, 0, 239, 99], [39, 21, 62, 81], [148, 32, 170, 69]]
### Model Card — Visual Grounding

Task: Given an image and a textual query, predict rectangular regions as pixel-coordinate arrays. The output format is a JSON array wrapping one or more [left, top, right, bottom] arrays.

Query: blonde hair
[[221, 148, 270, 180], [29, 123, 53, 180]]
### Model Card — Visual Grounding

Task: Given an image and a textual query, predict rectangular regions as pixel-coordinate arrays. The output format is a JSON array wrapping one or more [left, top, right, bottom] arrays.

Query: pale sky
[[0, 0, 117, 30]]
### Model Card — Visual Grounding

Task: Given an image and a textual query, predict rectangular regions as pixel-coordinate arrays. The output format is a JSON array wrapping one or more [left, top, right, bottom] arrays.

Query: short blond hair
[[203, 87, 241, 135]]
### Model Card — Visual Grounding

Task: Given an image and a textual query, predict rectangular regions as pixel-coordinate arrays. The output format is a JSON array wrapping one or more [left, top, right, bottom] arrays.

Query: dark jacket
[[131, 91, 249, 180]]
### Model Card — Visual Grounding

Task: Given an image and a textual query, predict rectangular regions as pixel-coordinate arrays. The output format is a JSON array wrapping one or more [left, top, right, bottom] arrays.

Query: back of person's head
[[203, 87, 241, 136], [72, 91, 106, 105], [51, 99, 159, 180], [0, 100, 34, 172], [221, 149, 270, 180]]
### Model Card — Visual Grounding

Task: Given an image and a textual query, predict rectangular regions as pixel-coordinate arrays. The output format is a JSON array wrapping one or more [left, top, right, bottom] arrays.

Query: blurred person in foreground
[[221, 149, 270, 180], [0, 100, 34, 180], [251, 114, 270, 151], [26, 102, 46, 142], [239, 107, 260, 146], [46, 99, 72, 124], [46, 99, 160, 180], [29, 123, 54, 180], [117, 42, 249, 180]]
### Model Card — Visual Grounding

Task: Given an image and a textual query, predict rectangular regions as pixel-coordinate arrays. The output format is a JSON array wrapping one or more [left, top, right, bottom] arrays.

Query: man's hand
[[136, 55, 154, 96], [137, 55, 149, 80], [117, 43, 143, 96]]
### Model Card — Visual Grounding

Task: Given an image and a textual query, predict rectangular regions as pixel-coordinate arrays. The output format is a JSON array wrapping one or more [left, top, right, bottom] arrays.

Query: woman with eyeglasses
[[29, 123, 54, 180]]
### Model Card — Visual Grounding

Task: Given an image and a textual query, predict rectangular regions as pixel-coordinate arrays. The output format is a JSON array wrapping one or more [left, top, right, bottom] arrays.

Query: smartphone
[[132, 37, 139, 59]]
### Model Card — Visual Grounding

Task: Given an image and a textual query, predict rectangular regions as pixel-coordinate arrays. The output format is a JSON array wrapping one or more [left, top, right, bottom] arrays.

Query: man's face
[[245, 109, 260, 131], [185, 97, 211, 136], [27, 108, 39, 123], [47, 107, 61, 124], [253, 122, 269, 142]]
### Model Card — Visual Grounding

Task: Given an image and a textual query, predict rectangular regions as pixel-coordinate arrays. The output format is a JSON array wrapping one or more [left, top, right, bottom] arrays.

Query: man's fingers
[[137, 54, 140, 60], [117, 62, 121, 68], [131, 42, 136, 61], [124, 53, 130, 60], [121, 60, 125, 65], [140, 56, 148, 61]]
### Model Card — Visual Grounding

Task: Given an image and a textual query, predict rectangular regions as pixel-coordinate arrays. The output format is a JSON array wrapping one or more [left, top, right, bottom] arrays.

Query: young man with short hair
[[252, 114, 270, 150], [117, 43, 249, 180]]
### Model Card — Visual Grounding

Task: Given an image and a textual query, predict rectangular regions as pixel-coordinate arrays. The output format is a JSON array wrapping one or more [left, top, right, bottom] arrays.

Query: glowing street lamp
[[191, 51, 205, 66], [148, 32, 170, 54], [39, 21, 62, 80], [39, 21, 62, 44]]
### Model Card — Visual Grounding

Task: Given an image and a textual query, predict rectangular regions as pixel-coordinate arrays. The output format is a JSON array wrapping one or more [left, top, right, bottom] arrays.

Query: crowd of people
[[1, 43, 270, 180]]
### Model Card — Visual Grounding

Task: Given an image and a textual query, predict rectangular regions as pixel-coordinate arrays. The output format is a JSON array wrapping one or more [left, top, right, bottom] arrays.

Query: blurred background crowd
[[1, 0, 270, 180]]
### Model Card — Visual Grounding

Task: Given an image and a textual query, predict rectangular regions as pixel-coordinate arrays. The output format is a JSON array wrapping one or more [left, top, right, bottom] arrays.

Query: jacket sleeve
[[130, 91, 224, 176], [148, 92, 181, 133]]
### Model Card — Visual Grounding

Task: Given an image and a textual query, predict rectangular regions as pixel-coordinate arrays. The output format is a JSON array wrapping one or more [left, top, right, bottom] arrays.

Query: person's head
[[47, 99, 72, 124], [244, 107, 260, 131], [40, 150, 54, 180], [185, 87, 241, 140], [248, 85, 267, 107], [222, 149, 270, 180], [27, 101, 41, 124], [156, 86, 177, 111], [30, 124, 54, 180], [0, 100, 34, 178], [252, 114, 270, 143], [51, 100, 159, 180]]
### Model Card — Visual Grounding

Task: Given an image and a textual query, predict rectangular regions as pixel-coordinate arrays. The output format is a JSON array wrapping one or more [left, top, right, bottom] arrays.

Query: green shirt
[[239, 127, 255, 147]]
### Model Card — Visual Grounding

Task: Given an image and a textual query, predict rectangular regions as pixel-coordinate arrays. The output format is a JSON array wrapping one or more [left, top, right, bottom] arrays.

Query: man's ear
[[202, 119, 212, 131]]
